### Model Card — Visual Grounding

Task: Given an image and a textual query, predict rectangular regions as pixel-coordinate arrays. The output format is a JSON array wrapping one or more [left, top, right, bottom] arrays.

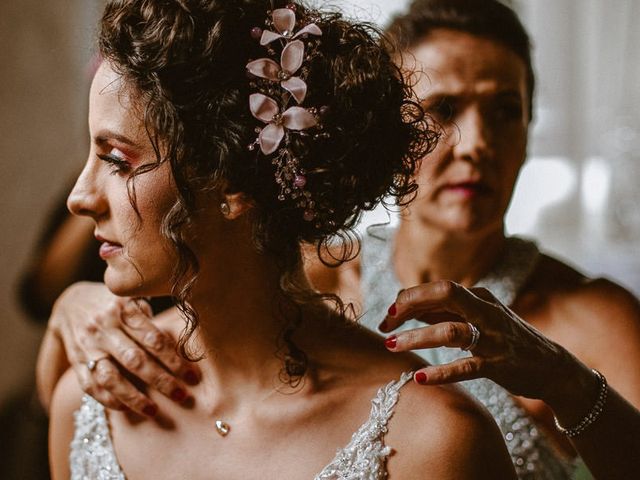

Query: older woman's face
[[405, 28, 530, 236], [67, 62, 177, 297]]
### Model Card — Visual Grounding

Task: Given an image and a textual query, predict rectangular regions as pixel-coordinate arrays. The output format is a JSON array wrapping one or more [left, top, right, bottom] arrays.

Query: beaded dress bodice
[[70, 372, 413, 480], [359, 225, 576, 480]]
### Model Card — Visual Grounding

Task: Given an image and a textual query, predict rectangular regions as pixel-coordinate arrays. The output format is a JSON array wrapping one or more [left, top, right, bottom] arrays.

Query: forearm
[[570, 391, 640, 479], [545, 363, 640, 479]]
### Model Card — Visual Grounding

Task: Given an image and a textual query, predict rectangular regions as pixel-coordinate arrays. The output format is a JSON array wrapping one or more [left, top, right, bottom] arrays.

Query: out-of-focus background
[[0, 0, 638, 477]]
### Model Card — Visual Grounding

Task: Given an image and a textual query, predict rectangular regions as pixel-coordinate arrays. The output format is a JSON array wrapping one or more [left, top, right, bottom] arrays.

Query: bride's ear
[[220, 191, 253, 220]]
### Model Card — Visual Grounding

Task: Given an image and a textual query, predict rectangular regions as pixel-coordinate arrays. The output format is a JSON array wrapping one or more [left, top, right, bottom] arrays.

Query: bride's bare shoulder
[[386, 381, 517, 479]]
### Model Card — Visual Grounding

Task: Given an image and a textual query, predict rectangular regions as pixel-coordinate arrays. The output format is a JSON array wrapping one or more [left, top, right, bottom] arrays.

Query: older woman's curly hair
[[98, 0, 436, 380]]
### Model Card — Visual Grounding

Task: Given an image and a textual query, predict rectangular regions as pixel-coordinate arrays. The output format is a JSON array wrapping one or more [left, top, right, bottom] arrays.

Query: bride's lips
[[96, 234, 123, 259]]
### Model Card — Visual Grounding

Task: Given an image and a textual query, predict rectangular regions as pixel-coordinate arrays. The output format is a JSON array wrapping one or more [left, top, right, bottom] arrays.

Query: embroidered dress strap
[[70, 395, 126, 480], [315, 371, 413, 480]]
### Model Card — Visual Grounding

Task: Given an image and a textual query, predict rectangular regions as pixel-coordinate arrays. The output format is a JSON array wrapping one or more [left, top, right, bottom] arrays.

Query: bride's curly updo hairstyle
[[98, 0, 435, 379]]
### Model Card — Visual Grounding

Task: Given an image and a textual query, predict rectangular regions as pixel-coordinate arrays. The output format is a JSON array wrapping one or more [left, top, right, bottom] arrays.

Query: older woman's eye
[[426, 98, 456, 122], [97, 148, 131, 175], [493, 100, 523, 122]]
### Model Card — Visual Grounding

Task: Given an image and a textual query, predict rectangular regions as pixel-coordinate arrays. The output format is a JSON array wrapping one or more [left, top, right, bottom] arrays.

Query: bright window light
[[506, 156, 577, 234]]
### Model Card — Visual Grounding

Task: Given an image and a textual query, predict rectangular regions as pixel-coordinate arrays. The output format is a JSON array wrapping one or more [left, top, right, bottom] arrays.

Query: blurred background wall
[[0, 0, 102, 407], [0, 0, 638, 475]]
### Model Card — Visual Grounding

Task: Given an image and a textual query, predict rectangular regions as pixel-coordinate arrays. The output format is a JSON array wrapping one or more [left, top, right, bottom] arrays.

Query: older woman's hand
[[36, 282, 199, 416], [379, 280, 580, 402]]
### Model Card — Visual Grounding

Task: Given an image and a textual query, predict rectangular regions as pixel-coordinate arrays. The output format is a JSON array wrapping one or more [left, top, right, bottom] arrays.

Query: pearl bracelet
[[553, 368, 608, 438]]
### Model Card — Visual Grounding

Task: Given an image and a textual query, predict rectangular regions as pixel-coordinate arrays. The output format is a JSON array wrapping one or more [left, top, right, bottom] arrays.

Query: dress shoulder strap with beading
[[315, 371, 413, 480]]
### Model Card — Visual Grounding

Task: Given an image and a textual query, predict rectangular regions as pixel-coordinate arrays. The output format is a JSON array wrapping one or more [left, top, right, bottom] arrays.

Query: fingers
[[379, 281, 478, 332], [105, 328, 190, 405], [412, 357, 485, 386], [77, 357, 159, 416], [384, 321, 480, 352], [65, 333, 159, 415], [119, 305, 200, 385], [71, 358, 125, 410], [468, 286, 497, 303], [58, 296, 196, 414]]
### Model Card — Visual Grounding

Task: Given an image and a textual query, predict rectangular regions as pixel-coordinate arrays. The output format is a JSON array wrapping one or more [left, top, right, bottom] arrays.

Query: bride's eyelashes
[[98, 148, 131, 175]]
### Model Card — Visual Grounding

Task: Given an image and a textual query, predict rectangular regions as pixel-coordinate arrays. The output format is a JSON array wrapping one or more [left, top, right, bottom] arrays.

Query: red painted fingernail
[[142, 404, 158, 417], [183, 370, 199, 385], [384, 335, 397, 349], [379, 320, 388, 331], [170, 387, 187, 402], [387, 303, 397, 316], [414, 372, 427, 384]]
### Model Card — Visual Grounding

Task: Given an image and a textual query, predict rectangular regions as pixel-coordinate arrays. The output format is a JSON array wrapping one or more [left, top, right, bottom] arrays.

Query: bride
[[48, 1, 515, 478]]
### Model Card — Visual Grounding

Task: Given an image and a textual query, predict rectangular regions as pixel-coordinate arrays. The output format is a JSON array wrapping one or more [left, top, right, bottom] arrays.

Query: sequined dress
[[359, 225, 577, 479], [70, 372, 413, 479]]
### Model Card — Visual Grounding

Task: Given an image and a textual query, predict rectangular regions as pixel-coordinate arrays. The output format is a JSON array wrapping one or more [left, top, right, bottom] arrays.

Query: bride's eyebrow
[[94, 129, 137, 147]]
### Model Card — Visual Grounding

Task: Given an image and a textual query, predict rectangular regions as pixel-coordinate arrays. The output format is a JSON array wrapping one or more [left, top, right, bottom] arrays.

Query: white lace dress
[[359, 225, 577, 479], [70, 372, 413, 480]]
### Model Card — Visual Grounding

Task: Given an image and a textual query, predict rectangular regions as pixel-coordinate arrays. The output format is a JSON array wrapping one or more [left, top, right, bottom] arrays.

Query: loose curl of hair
[[98, 0, 436, 382]]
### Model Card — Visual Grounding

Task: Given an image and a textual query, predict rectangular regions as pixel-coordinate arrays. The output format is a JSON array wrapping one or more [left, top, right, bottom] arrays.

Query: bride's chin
[[103, 263, 174, 298], [103, 269, 146, 298]]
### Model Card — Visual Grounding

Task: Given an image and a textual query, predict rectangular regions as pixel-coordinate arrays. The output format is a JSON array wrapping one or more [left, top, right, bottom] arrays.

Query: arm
[[37, 282, 200, 416], [541, 280, 640, 479], [381, 280, 640, 479], [49, 369, 84, 480]]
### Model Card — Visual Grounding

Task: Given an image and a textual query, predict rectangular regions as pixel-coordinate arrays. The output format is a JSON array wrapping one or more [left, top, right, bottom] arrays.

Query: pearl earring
[[220, 201, 231, 217]]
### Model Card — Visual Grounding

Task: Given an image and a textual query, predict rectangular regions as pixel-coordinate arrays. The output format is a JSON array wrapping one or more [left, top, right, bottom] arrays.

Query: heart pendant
[[215, 420, 230, 436]]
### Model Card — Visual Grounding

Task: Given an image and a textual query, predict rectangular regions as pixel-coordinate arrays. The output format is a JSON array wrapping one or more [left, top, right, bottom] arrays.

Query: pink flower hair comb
[[246, 4, 328, 223]]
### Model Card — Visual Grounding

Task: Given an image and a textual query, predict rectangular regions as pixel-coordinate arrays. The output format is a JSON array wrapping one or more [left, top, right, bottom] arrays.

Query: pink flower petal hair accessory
[[247, 39, 309, 104], [249, 93, 318, 155], [260, 7, 322, 45], [246, 4, 328, 224]]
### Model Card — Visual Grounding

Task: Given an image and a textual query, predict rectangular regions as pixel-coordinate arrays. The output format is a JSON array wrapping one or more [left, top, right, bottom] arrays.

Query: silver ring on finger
[[86, 355, 110, 372], [462, 322, 481, 352]]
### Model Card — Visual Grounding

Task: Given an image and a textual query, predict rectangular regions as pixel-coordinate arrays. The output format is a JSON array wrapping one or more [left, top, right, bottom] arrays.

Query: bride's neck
[[186, 252, 315, 393]]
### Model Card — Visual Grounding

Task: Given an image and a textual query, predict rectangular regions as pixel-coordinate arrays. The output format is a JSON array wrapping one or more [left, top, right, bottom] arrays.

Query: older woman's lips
[[443, 182, 491, 198]]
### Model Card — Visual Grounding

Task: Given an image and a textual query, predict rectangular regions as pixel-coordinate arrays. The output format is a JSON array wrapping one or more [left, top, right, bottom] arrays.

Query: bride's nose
[[67, 158, 107, 219]]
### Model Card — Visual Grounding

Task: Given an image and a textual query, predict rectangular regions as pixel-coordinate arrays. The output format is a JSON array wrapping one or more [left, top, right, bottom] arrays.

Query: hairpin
[[246, 5, 326, 223]]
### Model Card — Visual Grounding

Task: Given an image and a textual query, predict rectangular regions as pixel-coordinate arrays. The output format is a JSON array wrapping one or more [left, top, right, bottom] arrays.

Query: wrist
[[543, 355, 602, 427], [553, 369, 607, 438]]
